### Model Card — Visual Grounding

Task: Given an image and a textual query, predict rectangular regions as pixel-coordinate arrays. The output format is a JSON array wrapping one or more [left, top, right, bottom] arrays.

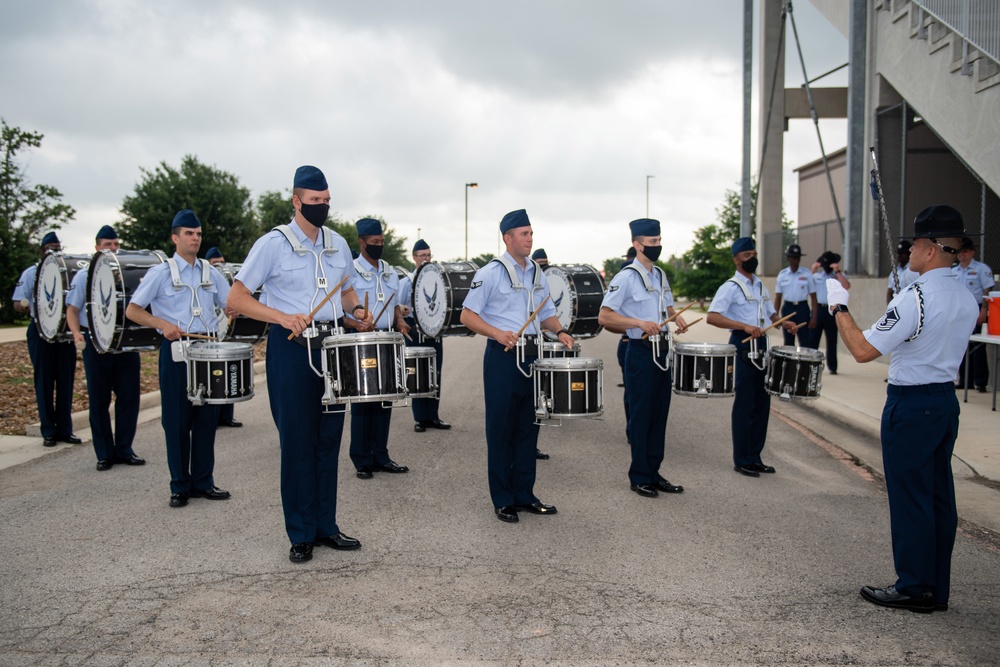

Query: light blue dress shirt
[[708, 272, 776, 328], [130, 254, 230, 334], [952, 259, 995, 305], [12, 265, 38, 318], [600, 260, 675, 339], [886, 263, 919, 294], [347, 256, 401, 330], [66, 268, 90, 328], [774, 266, 813, 303], [462, 252, 556, 333]]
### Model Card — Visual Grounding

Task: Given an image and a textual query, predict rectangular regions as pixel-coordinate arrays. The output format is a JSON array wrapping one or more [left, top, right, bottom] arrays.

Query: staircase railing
[[911, 0, 1000, 71]]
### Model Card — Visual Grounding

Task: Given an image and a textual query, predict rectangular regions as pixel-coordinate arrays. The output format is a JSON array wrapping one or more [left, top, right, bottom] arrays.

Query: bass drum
[[213, 262, 270, 344], [544, 264, 605, 339], [86, 249, 167, 354], [412, 260, 479, 338], [33, 252, 92, 343]]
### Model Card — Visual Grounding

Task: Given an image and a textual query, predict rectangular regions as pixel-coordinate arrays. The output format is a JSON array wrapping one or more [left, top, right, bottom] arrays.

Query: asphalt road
[[1, 332, 998, 665]]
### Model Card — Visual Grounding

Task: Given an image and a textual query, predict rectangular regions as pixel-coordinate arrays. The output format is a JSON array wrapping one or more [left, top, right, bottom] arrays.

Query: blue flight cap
[[172, 209, 201, 229], [413, 239, 430, 252], [294, 165, 328, 191], [355, 218, 382, 237], [628, 218, 660, 237], [499, 209, 531, 233], [626, 246, 637, 259], [41, 231, 60, 246], [732, 237, 755, 256], [531, 248, 547, 261], [96, 225, 118, 240], [205, 247, 223, 260]]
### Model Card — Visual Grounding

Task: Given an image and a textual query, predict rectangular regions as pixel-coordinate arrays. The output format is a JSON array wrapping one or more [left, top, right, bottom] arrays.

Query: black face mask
[[742, 257, 759, 274], [641, 244, 662, 262], [299, 203, 330, 228], [365, 244, 384, 261]]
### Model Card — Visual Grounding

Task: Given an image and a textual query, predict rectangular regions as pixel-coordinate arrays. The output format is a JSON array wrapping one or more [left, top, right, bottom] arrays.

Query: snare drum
[[86, 250, 167, 353], [186, 341, 255, 405], [544, 264, 606, 339], [671, 342, 736, 397], [764, 346, 825, 401], [533, 357, 604, 419], [404, 346, 438, 398], [213, 262, 270, 343], [321, 331, 407, 405], [412, 261, 479, 338], [540, 340, 580, 358], [33, 252, 91, 343]]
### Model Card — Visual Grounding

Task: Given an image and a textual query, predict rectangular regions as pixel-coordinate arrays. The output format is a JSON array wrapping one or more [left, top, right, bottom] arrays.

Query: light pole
[[646, 175, 655, 218], [465, 182, 478, 260]]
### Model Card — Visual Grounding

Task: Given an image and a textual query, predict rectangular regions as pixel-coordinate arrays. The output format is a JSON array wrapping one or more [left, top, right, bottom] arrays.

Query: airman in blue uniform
[[886, 240, 918, 304], [66, 225, 144, 471], [952, 236, 994, 391], [832, 205, 979, 613], [460, 209, 573, 523], [598, 218, 689, 498], [227, 166, 372, 563], [808, 251, 851, 374], [772, 244, 815, 347]]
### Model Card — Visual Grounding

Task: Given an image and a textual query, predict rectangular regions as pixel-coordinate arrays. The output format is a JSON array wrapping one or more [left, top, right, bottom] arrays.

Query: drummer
[[399, 239, 452, 433], [598, 218, 688, 498], [772, 244, 815, 347], [126, 210, 234, 508], [66, 225, 145, 471], [227, 165, 371, 564], [531, 248, 548, 269], [344, 218, 411, 479], [616, 246, 637, 437], [706, 237, 795, 477], [460, 209, 571, 523], [12, 231, 80, 448], [202, 246, 242, 428]]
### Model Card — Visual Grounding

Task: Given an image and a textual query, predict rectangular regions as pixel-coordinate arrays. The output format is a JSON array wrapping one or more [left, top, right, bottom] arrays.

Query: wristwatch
[[831, 304, 849, 315], [352, 304, 366, 313]]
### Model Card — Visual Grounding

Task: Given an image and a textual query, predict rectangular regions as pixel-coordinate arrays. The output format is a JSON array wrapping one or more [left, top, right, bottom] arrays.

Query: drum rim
[[770, 345, 825, 361], [673, 342, 737, 355], [186, 340, 255, 360], [404, 346, 436, 357], [34, 252, 81, 341], [86, 249, 166, 353], [323, 330, 406, 346], [533, 357, 603, 369]]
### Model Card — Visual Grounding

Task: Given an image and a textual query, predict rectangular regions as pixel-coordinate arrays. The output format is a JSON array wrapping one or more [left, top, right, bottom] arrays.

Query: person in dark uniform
[[831, 205, 978, 613], [66, 225, 145, 471], [952, 236, 994, 392], [531, 248, 548, 268], [706, 237, 795, 477], [203, 246, 243, 428], [598, 218, 689, 498], [345, 218, 411, 479], [460, 209, 572, 523], [126, 210, 233, 508], [12, 231, 80, 447], [399, 239, 451, 433], [808, 250, 850, 375], [227, 165, 372, 563], [772, 244, 815, 347]]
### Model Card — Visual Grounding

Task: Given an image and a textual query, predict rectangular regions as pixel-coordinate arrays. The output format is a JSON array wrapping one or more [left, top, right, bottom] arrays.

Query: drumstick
[[741, 312, 796, 343], [372, 295, 395, 328], [286, 274, 351, 340], [641, 302, 697, 339], [504, 295, 551, 352], [673, 317, 703, 333], [363, 293, 368, 320], [181, 332, 219, 341]]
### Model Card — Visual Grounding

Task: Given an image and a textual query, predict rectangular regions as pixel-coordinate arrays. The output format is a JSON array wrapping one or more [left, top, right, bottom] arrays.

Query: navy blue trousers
[[82, 333, 139, 462], [158, 340, 220, 494], [780, 301, 811, 347], [25, 321, 76, 439], [808, 306, 839, 372], [624, 341, 672, 485], [882, 383, 959, 603], [350, 401, 393, 468], [267, 326, 345, 545], [483, 339, 540, 508], [218, 403, 235, 424], [617, 335, 630, 441], [729, 333, 770, 468], [405, 322, 443, 423]]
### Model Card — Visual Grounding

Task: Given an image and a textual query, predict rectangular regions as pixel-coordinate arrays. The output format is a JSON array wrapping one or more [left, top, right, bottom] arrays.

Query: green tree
[[119, 155, 256, 260], [468, 252, 495, 268], [0, 119, 76, 323], [255, 189, 293, 238]]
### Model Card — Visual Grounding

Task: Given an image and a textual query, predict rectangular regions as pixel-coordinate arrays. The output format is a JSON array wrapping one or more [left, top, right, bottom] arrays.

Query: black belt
[[785, 300, 806, 306], [291, 320, 338, 349], [817, 303, 828, 307], [627, 337, 666, 351], [887, 382, 955, 396], [486, 338, 538, 357]]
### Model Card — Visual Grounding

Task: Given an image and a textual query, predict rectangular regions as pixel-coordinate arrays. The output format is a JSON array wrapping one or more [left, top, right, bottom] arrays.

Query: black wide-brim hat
[[906, 204, 982, 239]]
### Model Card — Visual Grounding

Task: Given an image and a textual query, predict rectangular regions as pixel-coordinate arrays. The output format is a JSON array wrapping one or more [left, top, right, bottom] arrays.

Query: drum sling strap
[[489, 257, 545, 375], [727, 276, 768, 370], [167, 257, 221, 334], [624, 263, 671, 370], [353, 258, 397, 331]]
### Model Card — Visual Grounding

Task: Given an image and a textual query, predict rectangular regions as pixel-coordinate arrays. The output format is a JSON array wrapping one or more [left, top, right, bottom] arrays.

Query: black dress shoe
[[58, 434, 82, 445], [630, 483, 659, 498], [749, 463, 776, 474], [535, 449, 550, 460], [413, 422, 426, 433], [654, 479, 684, 493], [115, 454, 145, 466], [426, 419, 451, 430], [43, 436, 57, 447], [190, 486, 231, 500], [356, 466, 374, 479], [289, 542, 314, 563], [169, 493, 189, 508], [495, 506, 519, 523], [860, 585, 935, 613], [515, 502, 557, 515], [374, 461, 409, 473], [218, 418, 243, 428], [734, 465, 760, 477], [976, 385, 988, 393], [935, 601, 948, 612], [96, 459, 113, 471], [314, 532, 361, 550]]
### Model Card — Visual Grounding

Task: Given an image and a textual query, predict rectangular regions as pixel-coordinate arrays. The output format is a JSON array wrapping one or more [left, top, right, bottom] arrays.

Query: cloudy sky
[[1, 0, 848, 267]]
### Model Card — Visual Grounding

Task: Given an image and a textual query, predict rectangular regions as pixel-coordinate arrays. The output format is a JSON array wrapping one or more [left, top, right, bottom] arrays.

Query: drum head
[[412, 263, 448, 338], [544, 266, 575, 332], [673, 342, 736, 357], [86, 252, 122, 353], [771, 345, 825, 362], [34, 254, 67, 341]]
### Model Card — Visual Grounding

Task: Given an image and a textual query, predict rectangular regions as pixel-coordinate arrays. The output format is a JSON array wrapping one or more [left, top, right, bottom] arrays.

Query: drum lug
[[696, 374, 712, 397], [780, 385, 793, 402], [191, 386, 206, 406]]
